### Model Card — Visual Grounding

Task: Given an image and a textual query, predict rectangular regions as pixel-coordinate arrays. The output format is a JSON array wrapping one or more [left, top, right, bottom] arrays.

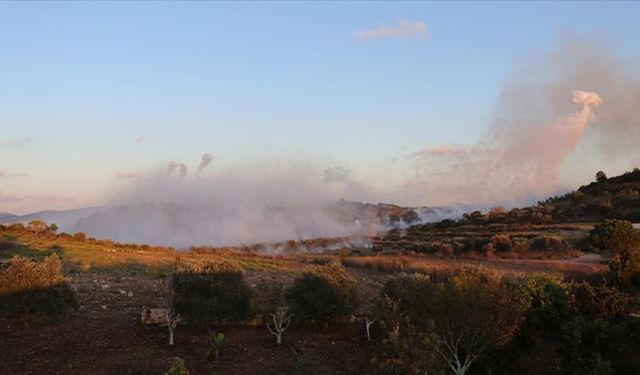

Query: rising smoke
[[75, 160, 384, 247], [73, 36, 639, 248], [409, 35, 640, 205]]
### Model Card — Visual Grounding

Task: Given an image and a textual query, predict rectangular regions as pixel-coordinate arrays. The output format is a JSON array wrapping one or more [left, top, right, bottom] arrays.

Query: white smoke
[[407, 35, 638, 206]]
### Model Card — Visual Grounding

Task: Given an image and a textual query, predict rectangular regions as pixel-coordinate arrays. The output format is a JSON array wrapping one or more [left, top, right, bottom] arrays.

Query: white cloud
[[354, 18, 428, 40]]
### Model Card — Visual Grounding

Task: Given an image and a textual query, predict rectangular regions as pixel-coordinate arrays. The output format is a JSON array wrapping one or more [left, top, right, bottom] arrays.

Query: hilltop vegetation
[[446, 169, 640, 227]]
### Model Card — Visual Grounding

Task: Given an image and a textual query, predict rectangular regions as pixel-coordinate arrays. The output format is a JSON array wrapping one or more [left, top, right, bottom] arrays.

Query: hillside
[[426, 169, 640, 228]]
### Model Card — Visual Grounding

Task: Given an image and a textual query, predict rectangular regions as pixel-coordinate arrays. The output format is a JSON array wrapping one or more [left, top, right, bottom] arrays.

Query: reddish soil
[[0, 272, 383, 375]]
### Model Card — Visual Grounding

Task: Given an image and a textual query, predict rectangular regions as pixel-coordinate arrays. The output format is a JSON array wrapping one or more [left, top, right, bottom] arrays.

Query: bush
[[73, 232, 87, 242], [376, 296, 444, 375], [206, 331, 225, 362], [561, 317, 637, 375], [590, 219, 638, 252], [286, 262, 357, 327], [0, 254, 77, 320], [569, 282, 631, 321], [376, 268, 531, 375], [166, 357, 190, 375], [530, 235, 568, 252], [379, 273, 432, 323], [171, 261, 252, 325], [591, 219, 640, 291], [520, 273, 572, 332], [491, 234, 513, 252]]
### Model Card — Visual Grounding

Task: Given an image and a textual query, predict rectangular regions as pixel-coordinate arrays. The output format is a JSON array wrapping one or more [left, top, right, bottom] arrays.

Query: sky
[[1, 1, 640, 214]]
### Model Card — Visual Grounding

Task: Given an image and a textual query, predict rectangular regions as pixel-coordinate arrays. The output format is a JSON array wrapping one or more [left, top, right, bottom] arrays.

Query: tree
[[171, 261, 252, 325], [48, 223, 58, 233], [377, 269, 531, 375], [430, 270, 531, 375], [165, 274, 183, 346], [266, 306, 293, 344], [590, 219, 638, 252], [27, 220, 48, 236], [596, 170, 607, 182], [590, 219, 640, 289], [286, 262, 357, 328]]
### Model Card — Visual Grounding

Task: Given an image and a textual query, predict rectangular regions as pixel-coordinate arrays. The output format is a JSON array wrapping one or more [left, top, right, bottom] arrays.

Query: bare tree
[[166, 275, 183, 346], [266, 306, 293, 345]]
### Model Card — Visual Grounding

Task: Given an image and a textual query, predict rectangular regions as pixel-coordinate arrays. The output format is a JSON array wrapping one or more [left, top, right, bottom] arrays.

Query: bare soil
[[0, 271, 384, 375]]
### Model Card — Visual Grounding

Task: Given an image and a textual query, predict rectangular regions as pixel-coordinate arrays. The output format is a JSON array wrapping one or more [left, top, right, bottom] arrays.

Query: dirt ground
[[0, 270, 385, 375]]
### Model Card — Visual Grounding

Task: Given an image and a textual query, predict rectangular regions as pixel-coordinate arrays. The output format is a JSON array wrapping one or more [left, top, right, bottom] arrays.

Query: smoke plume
[[197, 153, 214, 174], [409, 35, 639, 205]]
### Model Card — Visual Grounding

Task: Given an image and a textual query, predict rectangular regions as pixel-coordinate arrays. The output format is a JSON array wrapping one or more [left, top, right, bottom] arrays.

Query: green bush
[[590, 219, 638, 251], [166, 357, 190, 375], [376, 268, 531, 375], [561, 317, 637, 375], [286, 262, 356, 327], [375, 295, 444, 375], [591, 219, 640, 291], [520, 273, 572, 332], [0, 254, 77, 320], [172, 261, 252, 325], [206, 331, 225, 362]]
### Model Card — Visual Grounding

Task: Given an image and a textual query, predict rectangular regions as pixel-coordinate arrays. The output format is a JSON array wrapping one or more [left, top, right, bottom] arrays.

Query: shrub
[[379, 273, 432, 323], [171, 261, 252, 325], [530, 235, 568, 252], [286, 262, 357, 327], [561, 317, 637, 375], [206, 331, 225, 362], [518, 273, 572, 341], [0, 254, 77, 320], [569, 282, 630, 321], [591, 219, 640, 290], [590, 219, 638, 252], [166, 357, 190, 375], [491, 234, 513, 252], [376, 296, 444, 375], [73, 232, 87, 242], [376, 268, 531, 375]]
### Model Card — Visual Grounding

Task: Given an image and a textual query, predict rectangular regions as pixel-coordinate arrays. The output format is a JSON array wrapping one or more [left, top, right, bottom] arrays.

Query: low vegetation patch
[[0, 254, 77, 320]]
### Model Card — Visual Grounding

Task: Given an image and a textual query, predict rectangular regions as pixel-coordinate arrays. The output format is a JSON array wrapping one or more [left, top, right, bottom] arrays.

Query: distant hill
[[0, 212, 19, 224], [0, 207, 102, 232]]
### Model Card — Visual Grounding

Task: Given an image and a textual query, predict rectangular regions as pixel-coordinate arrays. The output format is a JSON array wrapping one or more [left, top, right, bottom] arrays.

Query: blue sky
[[1, 1, 639, 213]]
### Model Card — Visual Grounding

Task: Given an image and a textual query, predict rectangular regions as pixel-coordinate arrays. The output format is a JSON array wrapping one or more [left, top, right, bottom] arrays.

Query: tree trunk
[[169, 327, 175, 346], [276, 334, 282, 345]]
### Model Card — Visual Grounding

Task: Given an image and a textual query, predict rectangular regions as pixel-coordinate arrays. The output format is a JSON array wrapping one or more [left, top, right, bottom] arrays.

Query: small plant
[[266, 306, 293, 344], [166, 357, 190, 375], [206, 331, 225, 363], [291, 347, 311, 375]]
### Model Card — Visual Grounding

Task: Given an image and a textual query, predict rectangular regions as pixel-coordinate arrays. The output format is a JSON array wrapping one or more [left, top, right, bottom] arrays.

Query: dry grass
[[341, 253, 607, 279]]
